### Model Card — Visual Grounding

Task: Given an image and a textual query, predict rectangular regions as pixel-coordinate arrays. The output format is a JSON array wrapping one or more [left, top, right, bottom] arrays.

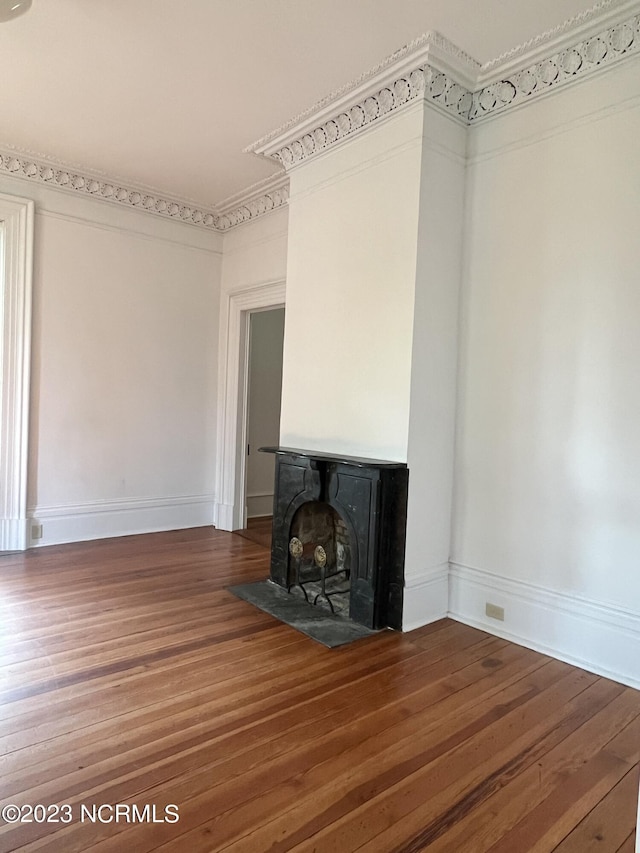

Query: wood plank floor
[[0, 527, 637, 852], [234, 517, 273, 550]]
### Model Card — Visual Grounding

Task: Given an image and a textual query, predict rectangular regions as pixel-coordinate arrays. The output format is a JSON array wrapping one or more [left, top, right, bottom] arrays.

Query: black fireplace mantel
[[260, 446, 408, 630], [260, 446, 407, 469]]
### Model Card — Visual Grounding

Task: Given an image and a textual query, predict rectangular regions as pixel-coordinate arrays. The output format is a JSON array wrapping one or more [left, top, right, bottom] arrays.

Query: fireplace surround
[[261, 447, 408, 630]]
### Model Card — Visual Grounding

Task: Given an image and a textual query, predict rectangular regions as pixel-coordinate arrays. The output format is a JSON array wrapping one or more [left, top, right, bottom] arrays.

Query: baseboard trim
[[449, 562, 640, 690], [0, 518, 29, 552], [247, 492, 274, 519], [28, 494, 215, 547], [402, 563, 449, 632], [213, 502, 235, 532]]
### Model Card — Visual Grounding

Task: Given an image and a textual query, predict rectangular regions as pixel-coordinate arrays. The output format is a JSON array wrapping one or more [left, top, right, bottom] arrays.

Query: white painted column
[[0, 192, 34, 551]]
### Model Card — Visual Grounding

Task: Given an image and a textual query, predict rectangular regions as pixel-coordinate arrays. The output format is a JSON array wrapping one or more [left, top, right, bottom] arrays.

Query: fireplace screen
[[288, 501, 351, 614]]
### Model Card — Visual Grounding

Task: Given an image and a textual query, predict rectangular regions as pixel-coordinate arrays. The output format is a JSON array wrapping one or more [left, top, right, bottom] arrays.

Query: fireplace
[[260, 447, 408, 630]]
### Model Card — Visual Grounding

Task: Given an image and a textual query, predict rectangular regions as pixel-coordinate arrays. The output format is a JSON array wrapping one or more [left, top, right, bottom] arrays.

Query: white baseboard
[[449, 562, 640, 690], [246, 492, 274, 519], [213, 502, 235, 532], [28, 494, 215, 547], [0, 518, 29, 552], [402, 563, 449, 631]]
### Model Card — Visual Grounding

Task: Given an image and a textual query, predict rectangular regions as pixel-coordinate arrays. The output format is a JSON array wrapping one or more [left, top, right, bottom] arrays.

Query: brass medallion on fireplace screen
[[288, 537, 303, 558], [314, 545, 327, 568]]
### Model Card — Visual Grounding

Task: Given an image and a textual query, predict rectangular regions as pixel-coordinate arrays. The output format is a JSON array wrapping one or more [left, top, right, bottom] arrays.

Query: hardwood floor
[[234, 516, 273, 550], [0, 527, 637, 852]]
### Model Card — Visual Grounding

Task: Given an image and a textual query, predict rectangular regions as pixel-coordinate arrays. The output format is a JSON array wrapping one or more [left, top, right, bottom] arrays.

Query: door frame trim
[[213, 279, 285, 531]]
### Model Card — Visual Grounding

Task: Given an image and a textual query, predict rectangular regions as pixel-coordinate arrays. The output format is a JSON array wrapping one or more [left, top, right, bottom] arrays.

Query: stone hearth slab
[[228, 579, 381, 648]]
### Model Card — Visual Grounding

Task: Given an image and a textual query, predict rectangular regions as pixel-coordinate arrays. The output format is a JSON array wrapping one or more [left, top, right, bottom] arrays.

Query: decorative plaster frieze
[[257, 65, 473, 169], [249, 0, 640, 168], [215, 173, 289, 230], [3, 0, 639, 230], [470, 8, 640, 121], [246, 32, 479, 160], [247, 32, 477, 168], [0, 148, 220, 229], [0, 147, 288, 232], [216, 188, 289, 230], [479, 0, 637, 76]]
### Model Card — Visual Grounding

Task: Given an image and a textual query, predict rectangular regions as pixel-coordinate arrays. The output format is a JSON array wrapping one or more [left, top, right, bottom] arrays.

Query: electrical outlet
[[31, 523, 43, 541], [485, 602, 504, 621]]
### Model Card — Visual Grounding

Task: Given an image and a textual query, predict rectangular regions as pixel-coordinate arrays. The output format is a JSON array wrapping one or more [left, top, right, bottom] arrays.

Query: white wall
[[246, 307, 285, 517], [0, 176, 223, 545], [214, 207, 288, 530], [451, 57, 640, 687], [221, 207, 288, 295], [279, 106, 424, 461], [403, 110, 467, 628]]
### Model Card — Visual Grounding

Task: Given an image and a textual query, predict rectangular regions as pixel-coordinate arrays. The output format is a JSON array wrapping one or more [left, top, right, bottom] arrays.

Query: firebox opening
[[288, 501, 351, 616]]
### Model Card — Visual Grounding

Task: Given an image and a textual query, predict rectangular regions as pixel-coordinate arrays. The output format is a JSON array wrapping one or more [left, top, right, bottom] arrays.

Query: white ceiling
[[0, 0, 602, 209]]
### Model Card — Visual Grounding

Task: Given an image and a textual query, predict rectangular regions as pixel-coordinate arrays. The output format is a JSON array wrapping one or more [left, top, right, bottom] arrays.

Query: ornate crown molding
[[479, 0, 636, 76], [245, 32, 479, 160], [0, 145, 289, 232], [254, 65, 473, 169], [248, 0, 640, 169], [3, 0, 639, 231], [247, 32, 477, 169], [0, 146, 221, 230], [214, 173, 289, 230], [470, 5, 640, 121]]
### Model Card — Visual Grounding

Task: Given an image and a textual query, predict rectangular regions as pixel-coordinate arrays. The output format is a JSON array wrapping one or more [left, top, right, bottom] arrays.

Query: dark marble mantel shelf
[[259, 446, 407, 470]]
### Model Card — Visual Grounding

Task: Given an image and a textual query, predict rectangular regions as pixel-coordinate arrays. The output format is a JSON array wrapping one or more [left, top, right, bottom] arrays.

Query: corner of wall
[[448, 563, 640, 690], [402, 563, 449, 631]]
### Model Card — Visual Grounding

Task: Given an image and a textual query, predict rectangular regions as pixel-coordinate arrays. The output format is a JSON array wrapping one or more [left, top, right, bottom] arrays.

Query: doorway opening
[[213, 279, 285, 532], [244, 307, 285, 527]]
